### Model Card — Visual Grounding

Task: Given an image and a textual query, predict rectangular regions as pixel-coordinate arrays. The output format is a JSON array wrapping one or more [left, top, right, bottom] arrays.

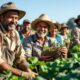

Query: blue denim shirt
[[47, 33, 64, 47]]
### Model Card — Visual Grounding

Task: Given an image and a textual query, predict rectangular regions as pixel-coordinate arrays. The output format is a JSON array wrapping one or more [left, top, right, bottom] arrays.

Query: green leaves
[[3, 43, 80, 80], [2, 71, 26, 80], [71, 44, 80, 53], [28, 57, 38, 64]]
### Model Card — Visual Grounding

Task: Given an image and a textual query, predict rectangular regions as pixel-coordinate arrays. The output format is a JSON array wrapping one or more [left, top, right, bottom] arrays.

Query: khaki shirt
[[0, 30, 25, 65], [0, 48, 5, 64]]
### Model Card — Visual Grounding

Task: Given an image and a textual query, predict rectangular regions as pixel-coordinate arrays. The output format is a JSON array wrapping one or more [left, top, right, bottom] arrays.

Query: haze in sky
[[0, 0, 80, 24]]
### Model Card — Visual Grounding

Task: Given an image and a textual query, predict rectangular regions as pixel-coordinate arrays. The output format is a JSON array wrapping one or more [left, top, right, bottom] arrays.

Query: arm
[[0, 62, 22, 76], [0, 62, 37, 79]]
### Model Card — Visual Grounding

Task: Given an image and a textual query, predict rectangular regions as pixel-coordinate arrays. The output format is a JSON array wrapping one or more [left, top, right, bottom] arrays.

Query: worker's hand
[[21, 71, 38, 79]]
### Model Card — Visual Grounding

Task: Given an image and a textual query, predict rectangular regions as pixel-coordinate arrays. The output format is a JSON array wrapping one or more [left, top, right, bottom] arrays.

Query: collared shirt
[[23, 33, 50, 58], [18, 30, 34, 43], [0, 29, 25, 65]]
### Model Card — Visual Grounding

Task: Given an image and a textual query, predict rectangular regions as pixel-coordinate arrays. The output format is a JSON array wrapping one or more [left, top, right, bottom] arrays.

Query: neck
[[38, 37, 45, 41], [61, 33, 66, 36], [23, 29, 29, 34], [51, 34, 56, 38]]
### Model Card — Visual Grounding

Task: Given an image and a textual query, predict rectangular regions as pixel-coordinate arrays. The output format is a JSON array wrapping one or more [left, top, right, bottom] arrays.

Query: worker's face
[[3, 11, 19, 31], [36, 21, 49, 38], [23, 22, 31, 31]]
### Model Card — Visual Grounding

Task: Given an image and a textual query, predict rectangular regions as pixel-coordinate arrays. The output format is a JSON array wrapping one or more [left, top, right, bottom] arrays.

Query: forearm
[[0, 62, 22, 76], [16, 58, 29, 72]]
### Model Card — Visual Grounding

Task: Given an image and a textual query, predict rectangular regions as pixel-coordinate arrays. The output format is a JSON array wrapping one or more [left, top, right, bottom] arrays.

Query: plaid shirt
[[23, 33, 50, 58]]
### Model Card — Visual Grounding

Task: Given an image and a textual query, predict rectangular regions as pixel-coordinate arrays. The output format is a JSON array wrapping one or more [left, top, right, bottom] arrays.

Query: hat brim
[[60, 26, 68, 31], [75, 18, 80, 23], [0, 9, 26, 20], [31, 19, 53, 30]]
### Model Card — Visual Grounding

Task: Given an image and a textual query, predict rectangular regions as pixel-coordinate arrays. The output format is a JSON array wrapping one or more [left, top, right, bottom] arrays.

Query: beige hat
[[31, 14, 54, 30], [51, 20, 61, 30], [0, 2, 26, 20], [60, 23, 68, 30]]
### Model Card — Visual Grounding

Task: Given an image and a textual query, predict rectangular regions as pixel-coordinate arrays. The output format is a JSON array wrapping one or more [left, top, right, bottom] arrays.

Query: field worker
[[0, 2, 37, 79]]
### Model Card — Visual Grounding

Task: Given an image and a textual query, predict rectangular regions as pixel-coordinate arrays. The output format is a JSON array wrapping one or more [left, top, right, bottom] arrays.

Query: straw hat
[[75, 15, 80, 23], [0, 2, 26, 20], [31, 14, 54, 30], [51, 20, 61, 30]]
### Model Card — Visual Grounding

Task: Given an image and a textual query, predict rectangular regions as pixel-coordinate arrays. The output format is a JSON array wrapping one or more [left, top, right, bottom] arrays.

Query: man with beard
[[71, 15, 80, 45], [0, 2, 37, 79], [23, 14, 68, 61]]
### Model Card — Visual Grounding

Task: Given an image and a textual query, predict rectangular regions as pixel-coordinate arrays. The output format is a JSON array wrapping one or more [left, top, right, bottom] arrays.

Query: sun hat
[[23, 19, 30, 24], [31, 14, 54, 30], [51, 20, 61, 30], [0, 2, 26, 20], [60, 23, 68, 31], [75, 15, 80, 23]]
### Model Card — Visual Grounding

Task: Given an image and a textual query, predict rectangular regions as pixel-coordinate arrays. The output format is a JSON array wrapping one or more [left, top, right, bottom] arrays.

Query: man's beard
[[8, 24, 16, 31], [37, 32, 47, 38], [5, 22, 17, 31]]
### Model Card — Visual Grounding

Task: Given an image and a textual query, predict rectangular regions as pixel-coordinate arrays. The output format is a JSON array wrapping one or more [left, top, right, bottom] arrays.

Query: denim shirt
[[47, 33, 64, 47]]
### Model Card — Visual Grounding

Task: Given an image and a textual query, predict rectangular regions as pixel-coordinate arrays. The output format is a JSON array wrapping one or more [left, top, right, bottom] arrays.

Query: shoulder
[[57, 34, 64, 39], [23, 34, 35, 43], [72, 27, 79, 31]]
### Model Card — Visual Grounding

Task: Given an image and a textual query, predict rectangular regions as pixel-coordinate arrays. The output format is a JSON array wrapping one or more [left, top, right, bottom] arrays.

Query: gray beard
[[8, 24, 16, 31], [37, 32, 47, 38], [3, 23, 16, 32]]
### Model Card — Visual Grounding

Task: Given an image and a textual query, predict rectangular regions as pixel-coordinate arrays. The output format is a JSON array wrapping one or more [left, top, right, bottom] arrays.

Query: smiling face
[[23, 22, 31, 31], [36, 21, 49, 38], [49, 25, 58, 36], [60, 27, 68, 35], [3, 11, 19, 31]]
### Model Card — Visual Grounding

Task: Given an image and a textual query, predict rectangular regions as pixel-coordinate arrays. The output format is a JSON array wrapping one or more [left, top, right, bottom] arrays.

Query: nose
[[11, 18, 17, 25], [40, 27, 45, 31]]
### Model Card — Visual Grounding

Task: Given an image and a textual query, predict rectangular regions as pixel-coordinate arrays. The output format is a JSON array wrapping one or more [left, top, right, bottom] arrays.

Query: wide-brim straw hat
[[75, 15, 80, 23], [0, 2, 26, 20], [31, 14, 54, 30], [51, 20, 61, 30]]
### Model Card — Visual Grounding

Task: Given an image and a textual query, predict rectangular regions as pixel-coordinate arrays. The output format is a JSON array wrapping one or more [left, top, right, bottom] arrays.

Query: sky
[[0, 0, 80, 24]]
